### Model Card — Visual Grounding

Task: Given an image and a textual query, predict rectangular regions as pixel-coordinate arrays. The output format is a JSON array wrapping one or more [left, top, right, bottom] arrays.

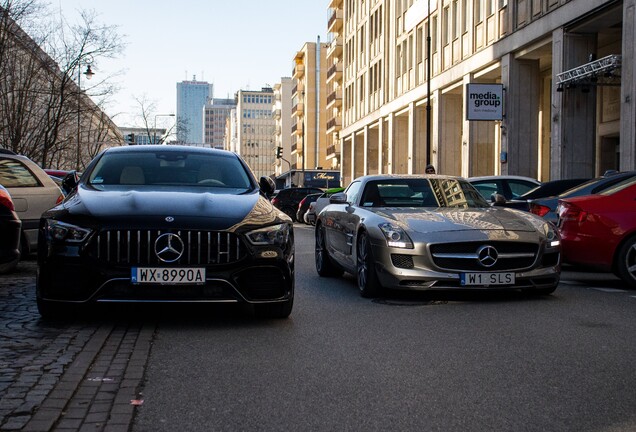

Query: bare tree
[[132, 94, 180, 145], [0, 0, 124, 169]]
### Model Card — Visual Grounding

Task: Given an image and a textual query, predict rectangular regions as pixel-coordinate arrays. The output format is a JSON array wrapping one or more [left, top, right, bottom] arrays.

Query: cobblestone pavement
[[0, 258, 155, 432]]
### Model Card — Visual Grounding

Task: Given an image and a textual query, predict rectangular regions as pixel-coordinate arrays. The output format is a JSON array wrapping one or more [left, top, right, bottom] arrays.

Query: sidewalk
[[0, 260, 155, 432]]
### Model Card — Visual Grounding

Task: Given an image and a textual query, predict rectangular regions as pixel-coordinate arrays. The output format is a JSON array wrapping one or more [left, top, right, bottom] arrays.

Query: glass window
[[0, 158, 40, 187]]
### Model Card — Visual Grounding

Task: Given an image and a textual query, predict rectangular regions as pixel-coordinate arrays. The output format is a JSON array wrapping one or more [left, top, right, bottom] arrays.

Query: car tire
[[254, 297, 293, 319], [357, 231, 382, 298], [0, 258, 19, 274], [616, 236, 636, 289], [315, 225, 343, 277]]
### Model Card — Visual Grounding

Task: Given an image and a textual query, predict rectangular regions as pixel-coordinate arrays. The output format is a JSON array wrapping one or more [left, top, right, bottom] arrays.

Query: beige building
[[273, 78, 294, 177], [235, 88, 276, 179], [291, 41, 330, 184], [334, 0, 634, 185]]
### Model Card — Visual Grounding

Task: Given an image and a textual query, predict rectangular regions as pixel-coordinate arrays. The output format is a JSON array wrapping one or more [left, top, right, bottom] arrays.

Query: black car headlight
[[45, 220, 92, 243], [379, 223, 414, 249], [246, 223, 291, 247]]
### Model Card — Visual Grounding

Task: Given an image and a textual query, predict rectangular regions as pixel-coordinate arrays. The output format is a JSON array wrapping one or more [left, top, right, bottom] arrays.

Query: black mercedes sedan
[[37, 145, 294, 319]]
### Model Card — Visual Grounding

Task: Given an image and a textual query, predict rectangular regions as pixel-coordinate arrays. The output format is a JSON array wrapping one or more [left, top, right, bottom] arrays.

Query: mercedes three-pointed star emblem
[[477, 245, 498, 268], [154, 233, 185, 263]]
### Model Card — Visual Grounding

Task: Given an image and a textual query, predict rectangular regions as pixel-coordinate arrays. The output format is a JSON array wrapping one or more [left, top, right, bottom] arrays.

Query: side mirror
[[259, 176, 276, 197], [329, 192, 348, 204], [61, 171, 79, 194], [492, 193, 507, 206]]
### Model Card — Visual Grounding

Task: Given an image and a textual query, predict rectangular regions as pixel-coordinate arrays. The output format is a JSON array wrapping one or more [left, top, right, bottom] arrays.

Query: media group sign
[[465, 83, 504, 121]]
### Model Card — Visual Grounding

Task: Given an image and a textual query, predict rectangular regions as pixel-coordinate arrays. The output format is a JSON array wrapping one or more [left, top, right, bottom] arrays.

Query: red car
[[556, 177, 636, 288]]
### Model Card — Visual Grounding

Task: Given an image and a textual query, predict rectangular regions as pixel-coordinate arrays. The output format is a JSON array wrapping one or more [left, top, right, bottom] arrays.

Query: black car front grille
[[88, 229, 247, 266], [429, 241, 539, 272]]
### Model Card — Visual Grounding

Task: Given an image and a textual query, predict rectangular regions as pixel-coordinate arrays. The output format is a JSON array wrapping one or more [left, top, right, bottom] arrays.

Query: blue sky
[[55, 0, 329, 126]]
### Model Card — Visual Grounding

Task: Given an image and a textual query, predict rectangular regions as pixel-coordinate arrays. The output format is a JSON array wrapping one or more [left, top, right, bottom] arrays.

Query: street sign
[[465, 83, 504, 121]]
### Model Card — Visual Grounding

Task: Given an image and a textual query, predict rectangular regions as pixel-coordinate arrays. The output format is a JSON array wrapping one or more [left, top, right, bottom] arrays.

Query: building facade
[[273, 78, 294, 177], [291, 41, 330, 184], [176, 78, 213, 145], [204, 98, 235, 149], [235, 87, 276, 179], [334, 0, 634, 186]]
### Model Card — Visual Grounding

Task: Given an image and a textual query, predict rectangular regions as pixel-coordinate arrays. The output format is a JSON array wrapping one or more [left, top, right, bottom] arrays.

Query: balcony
[[291, 102, 304, 116], [326, 62, 343, 84], [272, 108, 281, 119], [326, 116, 342, 133], [328, 0, 342, 8], [326, 144, 339, 159], [292, 81, 305, 96], [293, 63, 305, 79], [326, 88, 342, 108], [328, 9, 343, 33], [291, 121, 303, 136], [327, 35, 343, 58]]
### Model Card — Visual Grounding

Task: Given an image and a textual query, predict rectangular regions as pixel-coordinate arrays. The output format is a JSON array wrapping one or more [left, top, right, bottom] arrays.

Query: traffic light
[[126, 133, 135, 145], [275, 146, 283, 159]]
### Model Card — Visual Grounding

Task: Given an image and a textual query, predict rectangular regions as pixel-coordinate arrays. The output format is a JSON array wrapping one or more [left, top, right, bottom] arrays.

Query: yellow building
[[334, 0, 632, 185], [291, 41, 330, 184]]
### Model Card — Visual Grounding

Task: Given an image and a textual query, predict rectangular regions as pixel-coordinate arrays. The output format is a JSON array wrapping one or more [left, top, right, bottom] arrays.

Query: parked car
[[271, 186, 323, 222], [468, 175, 541, 202], [315, 175, 560, 297], [529, 171, 636, 224], [556, 176, 636, 288], [305, 187, 346, 225], [493, 178, 590, 211], [296, 193, 321, 225], [0, 153, 64, 255], [37, 145, 295, 319], [0, 185, 22, 273]]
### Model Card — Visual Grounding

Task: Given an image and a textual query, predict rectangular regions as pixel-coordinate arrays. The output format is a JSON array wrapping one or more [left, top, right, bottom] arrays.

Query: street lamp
[[76, 64, 94, 171], [154, 114, 175, 144]]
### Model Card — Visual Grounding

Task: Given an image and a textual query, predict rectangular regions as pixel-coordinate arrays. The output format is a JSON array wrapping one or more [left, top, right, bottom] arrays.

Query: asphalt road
[[132, 224, 636, 432]]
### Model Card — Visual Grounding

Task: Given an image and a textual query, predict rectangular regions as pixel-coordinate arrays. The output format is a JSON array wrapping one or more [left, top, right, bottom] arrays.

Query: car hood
[[56, 185, 283, 231], [369, 207, 538, 233]]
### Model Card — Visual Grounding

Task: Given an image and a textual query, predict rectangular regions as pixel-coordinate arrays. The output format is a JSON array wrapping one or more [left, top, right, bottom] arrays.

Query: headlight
[[246, 223, 291, 247], [379, 222, 413, 249], [544, 223, 560, 249], [46, 220, 92, 243]]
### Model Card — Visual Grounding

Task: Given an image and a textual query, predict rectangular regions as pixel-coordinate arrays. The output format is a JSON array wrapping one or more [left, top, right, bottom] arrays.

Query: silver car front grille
[[90, 229, 246, 266], [430, 241, 538, 272]]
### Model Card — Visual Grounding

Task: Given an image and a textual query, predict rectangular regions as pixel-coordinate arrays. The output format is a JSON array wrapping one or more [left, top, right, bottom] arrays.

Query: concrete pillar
[[552, 30, 597, 178], [387, 112, 394, 174], [408, 102, 415, 174], [439, 91, 462, 176], [501, 53, 540, 178], [622, 0, 636, 170]]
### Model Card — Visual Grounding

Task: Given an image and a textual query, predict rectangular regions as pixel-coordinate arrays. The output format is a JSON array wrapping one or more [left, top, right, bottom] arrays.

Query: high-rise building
[[176, 78, 213, 145], [235, 87, 276, 179], [291, 41, 329, 180], [273, 78, 293, 177], [204, 98, 235, 149]]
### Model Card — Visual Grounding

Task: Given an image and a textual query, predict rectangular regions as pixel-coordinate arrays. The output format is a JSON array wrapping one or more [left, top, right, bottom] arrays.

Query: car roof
[[467, 175, 540, 183], [103, 144, 238, 158]]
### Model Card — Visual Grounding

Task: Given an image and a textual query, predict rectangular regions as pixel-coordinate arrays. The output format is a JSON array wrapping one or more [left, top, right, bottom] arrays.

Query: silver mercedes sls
[[315, 175, 560, 297]]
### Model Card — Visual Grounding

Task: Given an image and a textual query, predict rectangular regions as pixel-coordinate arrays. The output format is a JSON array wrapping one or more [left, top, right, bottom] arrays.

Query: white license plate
[[460, 272, 515, 286], [131, 267, 206, 285]]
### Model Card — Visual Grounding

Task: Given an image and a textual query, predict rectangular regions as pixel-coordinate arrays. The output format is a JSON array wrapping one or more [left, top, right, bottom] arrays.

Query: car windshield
[[87, 150, 254, 193], [360, 178, 489, 208]]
